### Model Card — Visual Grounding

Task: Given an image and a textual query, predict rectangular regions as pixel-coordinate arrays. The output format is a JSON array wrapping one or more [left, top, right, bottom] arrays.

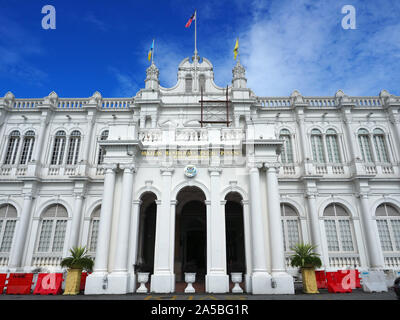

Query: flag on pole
[[185, 11, 196, 28], [148, 39, 154, 61], [233, 38, 239, 60]]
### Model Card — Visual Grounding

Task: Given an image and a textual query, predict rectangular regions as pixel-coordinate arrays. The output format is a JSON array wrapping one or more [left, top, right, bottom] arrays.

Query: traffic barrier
[[33, 273, 63, 295], [80, 272, 91, 291], [0, 274, 6, 294], [6, 273, 34, 294], [315, 271, 327, 289], [326, 271, 352, 293]]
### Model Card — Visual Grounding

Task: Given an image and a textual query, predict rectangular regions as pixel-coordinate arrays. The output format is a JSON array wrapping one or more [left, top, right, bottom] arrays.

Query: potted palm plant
[[290, 243, 322, 294], [60, 246, 94, 295]]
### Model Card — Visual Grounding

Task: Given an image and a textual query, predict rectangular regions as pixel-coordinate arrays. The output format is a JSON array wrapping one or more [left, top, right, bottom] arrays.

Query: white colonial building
[[0, 55, 399, 294]]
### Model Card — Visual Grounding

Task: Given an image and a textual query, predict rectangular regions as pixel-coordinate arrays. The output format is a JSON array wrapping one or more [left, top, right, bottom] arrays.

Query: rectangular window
[[390, 220, 400, 251], [338, 219, 354, 251], [325, 220, 339, 251], [89, 220, 100, 252], [37, 220, 53, 252], [286, 220, 300, 250], [311, 135, 324, 163], [326, 135, 340, 163], [0, 220, 16, 252], [358, 135, 372, 162], [377, 220, 393, 251], [374, 136, 388, 163], [52, 220, 67, 252]]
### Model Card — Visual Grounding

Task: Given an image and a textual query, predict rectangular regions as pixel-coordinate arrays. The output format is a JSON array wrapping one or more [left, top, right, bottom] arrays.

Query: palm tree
[[61, 246, 94, 295], [61, 246, 94, 271], [290, 243, 322, 269], [290, 243, 322, 294]]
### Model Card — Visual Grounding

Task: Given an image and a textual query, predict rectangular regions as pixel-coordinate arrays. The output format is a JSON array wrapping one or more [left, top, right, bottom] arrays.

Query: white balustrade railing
[[32, 254, 62, 267], [0, 166, 11, 176], [220, 129, 244, 141], [102, 98, 131, 109], [13, 99, 41, 109], [364, 164, 377, 175], [57, 99, 87, 109], [0, 254, 9, 267], [175, 129, 208, 142], [315, 164, 328, 175], [328, 255, 361, 269], [96, 166, 105, 175], [384, 256, 400, 269], [139, 130, 162, 143], [331, 164, 345, 174], [351, 97, 382, 107], [305, 98, 336, 107], [257, 97, 291, 107], [381, 164, 394, 174], [281, 164, 296, 175]]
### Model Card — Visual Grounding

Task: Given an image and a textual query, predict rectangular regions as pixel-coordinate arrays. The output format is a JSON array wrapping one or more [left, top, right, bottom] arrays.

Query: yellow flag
[[233, 38, 239, 59]]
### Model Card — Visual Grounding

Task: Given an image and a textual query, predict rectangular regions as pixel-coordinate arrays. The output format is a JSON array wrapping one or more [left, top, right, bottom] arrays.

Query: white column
[[248, 165, 271, 294], [109, 165, 135, 293], [305, 192, 327, 266], [151, 168, 174, 293], [265, 164, 294, 294], [241, 200, 253, 293], [358, 193, 385, 269], [127, 199, 142, 293], [67, 194, 84, 250], [205, 168, 229, 293], [8, 193, 33, 269], [85, 165, 116, 294]]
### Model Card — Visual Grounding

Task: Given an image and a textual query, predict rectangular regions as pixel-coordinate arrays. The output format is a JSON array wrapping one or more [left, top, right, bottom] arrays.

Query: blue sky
[[0, 0, 399, 98]]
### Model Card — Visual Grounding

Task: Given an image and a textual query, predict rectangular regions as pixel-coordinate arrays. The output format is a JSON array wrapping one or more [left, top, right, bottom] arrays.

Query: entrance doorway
[[225, 192, 246, 291], [136, 192, 157, 273], [175, 186, 206, 292]]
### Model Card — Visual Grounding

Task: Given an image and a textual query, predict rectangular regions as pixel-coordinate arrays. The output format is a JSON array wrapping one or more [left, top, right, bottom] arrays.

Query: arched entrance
[[175, 186, 206, 292], [136, 192, 157, 273], [225, 192, 247, 292]]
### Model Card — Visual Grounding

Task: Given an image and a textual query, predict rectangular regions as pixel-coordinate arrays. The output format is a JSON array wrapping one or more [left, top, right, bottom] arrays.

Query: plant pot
[[184, 272, 196, 293], [301, 267, 319, 294], [231, 272, 243, 293], [136, 272, 149, 293], [63, 268, 82, 295]]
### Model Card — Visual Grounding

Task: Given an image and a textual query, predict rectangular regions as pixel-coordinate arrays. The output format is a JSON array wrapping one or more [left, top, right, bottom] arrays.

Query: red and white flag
[[185, 11, 196, 28]]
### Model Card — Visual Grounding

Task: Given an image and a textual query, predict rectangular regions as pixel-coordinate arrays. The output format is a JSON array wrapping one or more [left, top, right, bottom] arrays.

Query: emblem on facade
[[184, 164, 197, 178]]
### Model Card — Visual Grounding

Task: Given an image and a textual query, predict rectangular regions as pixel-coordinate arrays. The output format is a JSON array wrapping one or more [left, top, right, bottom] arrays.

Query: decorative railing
[[315, 164, 328, 175], [305, 98, 336, 107], [95, 166, 105, 175], [331, 164, 345, 174], [351, 97, 382, 107], [384, 255, 400, 269], [0, 166, 11, 176], [13, 99, 41, 109], [364, 163, 377, 175], [175, 129, 208, 142], [57, 99, 87, 109], [32, 254, 62, 267], [328, 254, 361, 269], [281, 164, 296, 175], [257, 97, 291, 107], [101, 98, 131, 109], [138, 130, 162, 143], [380, 164, 394, 174], [0, 254, 9, 267], [220, 129, 244, 141]]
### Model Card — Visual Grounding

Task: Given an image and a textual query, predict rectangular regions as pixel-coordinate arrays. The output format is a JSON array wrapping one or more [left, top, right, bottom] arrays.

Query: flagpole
[[194, 10, 197, 57], [152, 39, 154, 64]]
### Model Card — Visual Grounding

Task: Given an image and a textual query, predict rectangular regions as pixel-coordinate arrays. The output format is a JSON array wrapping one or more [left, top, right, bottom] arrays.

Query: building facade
[[0, 55, 399, 294]]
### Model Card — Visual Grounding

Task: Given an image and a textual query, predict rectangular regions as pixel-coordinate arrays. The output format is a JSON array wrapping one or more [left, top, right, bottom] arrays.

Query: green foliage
[[60, 246, 94, 272], [289, 243, 322, 269]]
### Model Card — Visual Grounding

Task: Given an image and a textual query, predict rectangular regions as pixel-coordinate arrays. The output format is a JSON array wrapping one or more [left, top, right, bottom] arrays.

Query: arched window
[[4, 131, 20, 165], [326, 129, 340, 163], [199, 74, 206, 92], [279, 129, 293, 163], [311, 129, 325, 163], [281, 204, 301, 251], [19, 131, 35, 165], [97, 130, 109, 165], [88, 207, 101, 253], [373, 129, 389, 163], [51, 131, 66, 165], [185, 74, 192, 93], [66, 130, 81, 165], [0, 204, 17, 253], [376, 203, 400, 252], [323, 203, 355, 252], [36, 204, 68, 253], [358, 129, 373, 162]]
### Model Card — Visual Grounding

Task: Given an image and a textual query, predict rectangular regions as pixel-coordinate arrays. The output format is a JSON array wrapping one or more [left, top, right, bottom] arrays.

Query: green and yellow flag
[[233, 38, 239, 60]]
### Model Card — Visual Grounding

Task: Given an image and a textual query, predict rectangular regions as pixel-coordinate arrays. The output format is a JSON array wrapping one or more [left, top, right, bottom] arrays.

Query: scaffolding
[[199, 85, 231, 127]]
